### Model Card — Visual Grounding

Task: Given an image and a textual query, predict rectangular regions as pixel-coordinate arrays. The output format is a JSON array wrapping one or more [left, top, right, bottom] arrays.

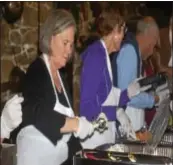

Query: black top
[[20, 57, 81, 155]]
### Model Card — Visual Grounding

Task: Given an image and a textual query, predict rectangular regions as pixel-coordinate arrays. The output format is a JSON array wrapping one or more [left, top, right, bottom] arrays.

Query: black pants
[[63, 135, 82, 165]]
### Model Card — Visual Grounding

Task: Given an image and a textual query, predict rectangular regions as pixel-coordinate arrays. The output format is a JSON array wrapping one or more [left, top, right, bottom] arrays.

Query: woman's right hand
[[1, 95, 24, 139], [74, 117, 94, 139]]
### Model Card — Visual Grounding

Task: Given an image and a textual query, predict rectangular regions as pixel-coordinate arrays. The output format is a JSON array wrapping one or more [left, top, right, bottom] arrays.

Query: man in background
[[112, 16, 169, 132]]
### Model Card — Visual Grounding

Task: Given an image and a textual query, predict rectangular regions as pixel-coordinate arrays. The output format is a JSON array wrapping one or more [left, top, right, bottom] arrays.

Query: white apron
[[17, 54, 74, 165], [81, 40, 120, 149], [125, 106, 145, 131], [125, 49, 145, 131]]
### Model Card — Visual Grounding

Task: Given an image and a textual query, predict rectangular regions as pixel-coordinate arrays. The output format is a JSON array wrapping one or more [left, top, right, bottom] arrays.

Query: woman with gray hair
[[16, 9, 95, 165]]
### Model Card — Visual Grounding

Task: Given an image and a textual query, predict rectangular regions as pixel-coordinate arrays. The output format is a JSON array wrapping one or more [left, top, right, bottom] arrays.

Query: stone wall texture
[[1, 2, 53, 103]]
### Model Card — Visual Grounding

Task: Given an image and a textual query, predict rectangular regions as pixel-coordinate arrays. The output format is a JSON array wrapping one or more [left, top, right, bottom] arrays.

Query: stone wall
[[1, 2, 53, 103]]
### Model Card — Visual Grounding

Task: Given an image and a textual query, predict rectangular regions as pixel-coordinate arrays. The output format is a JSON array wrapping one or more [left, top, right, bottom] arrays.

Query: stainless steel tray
[[97, 137, 173, 159], [105, 143, 173, 159], [160, 132, 173, 146], [143, 146, 173, 159], [148, 98, 171, 149]]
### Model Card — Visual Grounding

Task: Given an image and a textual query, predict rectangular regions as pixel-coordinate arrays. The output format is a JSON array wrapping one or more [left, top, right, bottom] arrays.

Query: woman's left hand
[[116, 108, 136, 139]]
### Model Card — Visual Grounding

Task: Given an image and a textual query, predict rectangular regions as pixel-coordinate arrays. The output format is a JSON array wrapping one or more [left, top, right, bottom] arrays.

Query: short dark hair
[[96, 7, 125, 37]]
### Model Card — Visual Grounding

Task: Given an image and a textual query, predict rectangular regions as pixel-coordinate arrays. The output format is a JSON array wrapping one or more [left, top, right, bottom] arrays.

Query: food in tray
[[136, 130, 152, 142]]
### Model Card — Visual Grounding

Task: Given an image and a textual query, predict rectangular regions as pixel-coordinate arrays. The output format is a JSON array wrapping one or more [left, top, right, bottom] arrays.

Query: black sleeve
[[21, 58, 66, 145]]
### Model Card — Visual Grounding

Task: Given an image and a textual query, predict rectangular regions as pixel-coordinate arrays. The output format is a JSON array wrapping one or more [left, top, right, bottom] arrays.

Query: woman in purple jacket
[[80, 8, 147, 149]]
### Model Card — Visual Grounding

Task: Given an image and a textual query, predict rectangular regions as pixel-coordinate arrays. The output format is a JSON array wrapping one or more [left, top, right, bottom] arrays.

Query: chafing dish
[[160, 131, 173, 146], [106, 143, 173, 159], [73, 149, 173, 165], [96, 129, 173, 159]]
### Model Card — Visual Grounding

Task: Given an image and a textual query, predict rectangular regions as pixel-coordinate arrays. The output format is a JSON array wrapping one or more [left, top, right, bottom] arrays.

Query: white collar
[[100, 39, 113, 82]]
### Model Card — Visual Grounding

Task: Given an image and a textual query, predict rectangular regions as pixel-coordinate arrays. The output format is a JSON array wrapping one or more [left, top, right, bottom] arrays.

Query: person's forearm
[[60, 117, 79, 133], [165, 67, 172, 78], [128, 93, 155, 109], [157, 65, 172, 78], [154, 95, 160, 104]]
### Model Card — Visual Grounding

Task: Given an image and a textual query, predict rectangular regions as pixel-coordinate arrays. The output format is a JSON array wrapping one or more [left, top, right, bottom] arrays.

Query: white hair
[[39, 9, 76, 55], [136, 18, 159, 35]]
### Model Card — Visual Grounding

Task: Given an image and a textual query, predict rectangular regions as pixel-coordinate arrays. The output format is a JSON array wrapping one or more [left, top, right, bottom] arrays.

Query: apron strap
[[100, 40, 122, 138], [57, 71, 72, 110], [42, 54, 58, 100], [42, 54, 73, 113], [100, 39, 113, 82]]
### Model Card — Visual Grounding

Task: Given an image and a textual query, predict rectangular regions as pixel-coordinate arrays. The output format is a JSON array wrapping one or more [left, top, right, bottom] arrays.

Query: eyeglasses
[[124, 26, 128, 34], [119, 24, 128, 34], [114, 24, 128, 34]]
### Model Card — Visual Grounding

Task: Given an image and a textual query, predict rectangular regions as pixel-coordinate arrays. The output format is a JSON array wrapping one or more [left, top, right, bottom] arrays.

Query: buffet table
[[73, 127, 173, 165]]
